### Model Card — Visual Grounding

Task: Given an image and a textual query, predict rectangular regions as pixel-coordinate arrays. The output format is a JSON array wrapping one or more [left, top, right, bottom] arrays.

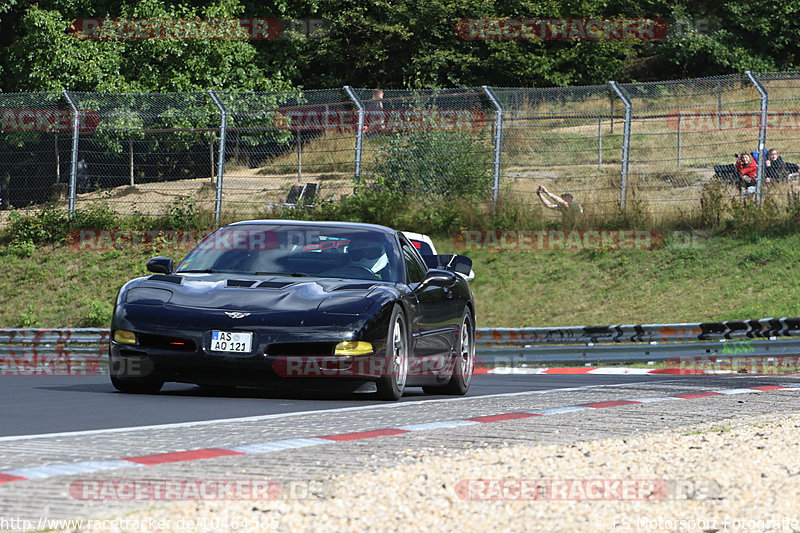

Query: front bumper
[[110, 303, 393, 385]]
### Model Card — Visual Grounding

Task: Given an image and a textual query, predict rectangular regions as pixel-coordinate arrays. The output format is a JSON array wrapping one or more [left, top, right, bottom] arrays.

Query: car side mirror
[[422, 254, 473, 280], [415, 269, 457, 291], [146, 256, 173, 274]]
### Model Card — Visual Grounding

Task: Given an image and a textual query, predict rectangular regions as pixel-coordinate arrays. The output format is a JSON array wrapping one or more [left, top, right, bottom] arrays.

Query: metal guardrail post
[[609, 81, 632, 212], [482, 86, 504, 208], [62, 90, 80, 218], [207, 90, 227, 226], [343, 86, 364, 192], [746, 71, 768, 207]]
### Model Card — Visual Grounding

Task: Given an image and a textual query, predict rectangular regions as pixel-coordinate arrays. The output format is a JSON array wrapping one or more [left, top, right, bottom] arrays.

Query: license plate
[[210, 331, 253, 353]]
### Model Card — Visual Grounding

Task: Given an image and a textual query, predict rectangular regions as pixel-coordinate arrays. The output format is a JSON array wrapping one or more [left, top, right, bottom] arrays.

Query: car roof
[[226, 219, 397, 235]]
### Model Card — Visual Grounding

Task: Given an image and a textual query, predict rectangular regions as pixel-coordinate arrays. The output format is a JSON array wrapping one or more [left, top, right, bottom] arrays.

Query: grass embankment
[[460, 233, 800, 326], [2, 232, 799, 328]]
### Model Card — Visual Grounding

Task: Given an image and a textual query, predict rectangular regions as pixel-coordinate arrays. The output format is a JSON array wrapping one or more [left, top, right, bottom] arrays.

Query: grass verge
[[2, 231, 799, 328]]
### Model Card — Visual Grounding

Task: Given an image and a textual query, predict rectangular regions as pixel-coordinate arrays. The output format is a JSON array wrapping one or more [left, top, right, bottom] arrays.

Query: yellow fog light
[[113, 330, 137, 345], [334, 341, 373, 356]]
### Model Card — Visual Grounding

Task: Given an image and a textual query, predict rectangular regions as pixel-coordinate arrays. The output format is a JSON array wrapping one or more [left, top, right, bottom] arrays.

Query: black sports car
[[110, 220, 475, 400]]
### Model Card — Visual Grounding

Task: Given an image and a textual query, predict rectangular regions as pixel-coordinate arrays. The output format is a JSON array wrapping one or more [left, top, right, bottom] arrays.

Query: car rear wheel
[[376, 305, 409, 401], [423, 308, 474, 395]]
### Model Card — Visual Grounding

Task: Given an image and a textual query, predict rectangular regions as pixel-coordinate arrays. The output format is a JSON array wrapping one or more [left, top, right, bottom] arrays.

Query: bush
[[372, 129, 492, 197], [700, 180, 728, 228], [610, 187, 650, 229], [4, 239, 36, 258], [17, 304, 37, 328], [149, 195, 214, 230], [80, 298, 112, 327], [4, 206, 70, 245], [721, 193, 783, 239], [293, 187, 406, 227], [71, 202, 120, 230]]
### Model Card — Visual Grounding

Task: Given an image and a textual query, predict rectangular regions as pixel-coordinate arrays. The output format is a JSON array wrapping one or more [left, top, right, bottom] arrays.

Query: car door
[[400, 237, 457, 378]]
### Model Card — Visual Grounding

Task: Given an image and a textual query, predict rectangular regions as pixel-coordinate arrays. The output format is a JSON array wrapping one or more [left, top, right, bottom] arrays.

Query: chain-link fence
[[617, 75, 763, 221], [351, 87, 496, 199], [0, 92, 73, 210], [2, 73, 800, 224], [495, 84, 625, 217]]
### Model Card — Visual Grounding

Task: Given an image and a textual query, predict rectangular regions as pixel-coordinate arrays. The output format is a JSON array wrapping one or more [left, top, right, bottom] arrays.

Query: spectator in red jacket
[[735, 152, 758, 192]]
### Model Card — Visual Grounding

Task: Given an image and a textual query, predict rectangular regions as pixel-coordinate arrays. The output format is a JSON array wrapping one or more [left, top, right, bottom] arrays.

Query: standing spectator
[[735, 152, 758, 194], [76, 159, 91, 193], [537, 185, 583, 226], [364, 88, 385, 135]]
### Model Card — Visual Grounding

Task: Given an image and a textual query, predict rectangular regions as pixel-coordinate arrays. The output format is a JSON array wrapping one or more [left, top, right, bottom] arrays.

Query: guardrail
[[3, 319, 800, 375], [0, 328, 108, 375], [474, 319, 800, 366], [475, 318, 800, 346]]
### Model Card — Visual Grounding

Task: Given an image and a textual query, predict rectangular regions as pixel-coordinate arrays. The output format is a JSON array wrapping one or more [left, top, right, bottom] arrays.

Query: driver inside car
[[347, 239, 389, 278]]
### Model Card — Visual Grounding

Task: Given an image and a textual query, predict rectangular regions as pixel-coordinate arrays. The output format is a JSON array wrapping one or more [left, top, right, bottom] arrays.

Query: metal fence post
[[296, 130, 303, 183], [482, 86, 504, 208], [343, 86, 364, 192], [609, 87, 615, 134], [609, 81, 632, 211], [207, 90, 227, 226], [62, 89, 80, 218], [746, 71, 768, 207], [597, 115, 603, 170]]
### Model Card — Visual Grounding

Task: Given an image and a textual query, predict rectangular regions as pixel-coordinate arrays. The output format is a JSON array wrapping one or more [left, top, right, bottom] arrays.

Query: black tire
[[110, 375, 164, 394], [375, 305, 409, 401], [423, 308, 474, 396], [109, 354, 163, 394]]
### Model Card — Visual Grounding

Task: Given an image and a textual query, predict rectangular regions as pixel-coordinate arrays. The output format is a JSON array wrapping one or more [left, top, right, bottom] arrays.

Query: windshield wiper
[[177, 268, 219, 273]]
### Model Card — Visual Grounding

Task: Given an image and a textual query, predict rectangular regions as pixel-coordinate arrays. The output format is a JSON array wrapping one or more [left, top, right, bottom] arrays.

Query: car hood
[[123, 273, 394, 314]]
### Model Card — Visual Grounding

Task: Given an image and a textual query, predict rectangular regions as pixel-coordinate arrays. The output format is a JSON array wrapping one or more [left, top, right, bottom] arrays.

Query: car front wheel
[[109, 354, 164, 394], [376, 305, 409, 401], [110, 375, 164, 394]]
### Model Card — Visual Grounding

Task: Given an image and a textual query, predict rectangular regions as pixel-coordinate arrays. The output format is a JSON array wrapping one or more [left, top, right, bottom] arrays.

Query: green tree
[[2, 0, 293, 93]]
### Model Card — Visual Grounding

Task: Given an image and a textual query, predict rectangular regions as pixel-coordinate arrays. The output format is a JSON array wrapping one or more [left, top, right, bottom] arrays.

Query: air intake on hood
[[333, 283, 376, 291], [257, 280, 295, 289], [226, 279, 257, 288], [148, 275, 183, 284]]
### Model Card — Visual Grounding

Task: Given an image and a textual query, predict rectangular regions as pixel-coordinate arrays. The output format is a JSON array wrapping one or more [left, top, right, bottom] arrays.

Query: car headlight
[[334, 341, 373, 356], [125, 287, 173, 305], [113, 330, 137, 345]]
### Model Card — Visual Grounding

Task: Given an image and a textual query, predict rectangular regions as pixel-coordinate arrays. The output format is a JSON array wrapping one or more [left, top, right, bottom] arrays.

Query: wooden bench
[[714, 162, 800, 194], [713, 164, 739, 185], [267, 182, 319, 216], [765, 162, 799, 182]]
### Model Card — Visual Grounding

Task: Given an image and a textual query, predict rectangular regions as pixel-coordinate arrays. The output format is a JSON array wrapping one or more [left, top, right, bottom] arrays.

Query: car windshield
[[175, 224, 401, 282]]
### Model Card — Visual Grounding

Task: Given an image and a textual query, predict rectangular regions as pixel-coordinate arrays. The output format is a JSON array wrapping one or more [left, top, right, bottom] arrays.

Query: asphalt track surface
[[3, 369, 800, 526], [0, 371, 692, 438]]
